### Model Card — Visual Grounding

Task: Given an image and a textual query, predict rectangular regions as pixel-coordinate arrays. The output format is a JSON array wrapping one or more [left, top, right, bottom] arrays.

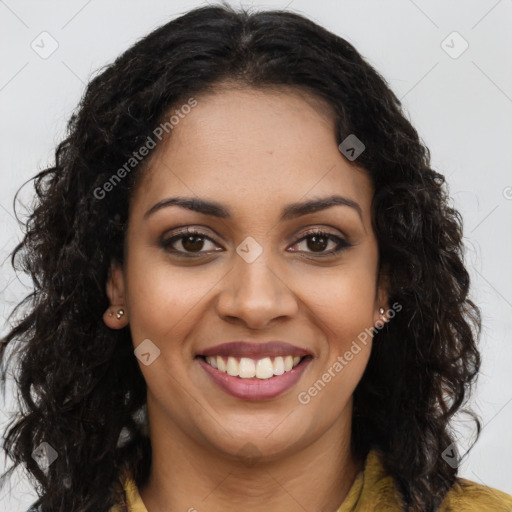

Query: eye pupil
[[182, 235, 204, 252], [162, 230, 346, 258], [307, 235, 328, 252]]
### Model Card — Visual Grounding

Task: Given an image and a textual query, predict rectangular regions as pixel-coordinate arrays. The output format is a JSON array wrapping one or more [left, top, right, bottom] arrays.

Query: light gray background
[[1, 0, 511, 510]]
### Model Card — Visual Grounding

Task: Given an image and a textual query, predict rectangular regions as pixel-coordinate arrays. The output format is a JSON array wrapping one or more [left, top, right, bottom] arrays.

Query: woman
[[1, 4, 511, 512]]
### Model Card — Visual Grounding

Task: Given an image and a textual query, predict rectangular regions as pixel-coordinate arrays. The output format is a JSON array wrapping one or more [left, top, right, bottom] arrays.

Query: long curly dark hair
[[0, 4, 482, 511]]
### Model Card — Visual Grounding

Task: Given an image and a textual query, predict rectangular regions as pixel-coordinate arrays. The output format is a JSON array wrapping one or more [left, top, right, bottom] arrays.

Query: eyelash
[[159, 228, 351, 258]]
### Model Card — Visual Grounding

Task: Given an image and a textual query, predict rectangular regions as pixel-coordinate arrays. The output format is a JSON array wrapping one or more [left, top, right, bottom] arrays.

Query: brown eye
[[290, 230, 351, 257], [305, 234, 330, 252], [159, 228, 351, 259], [181, 234, 206, 252], [160, 229, 222, 256]]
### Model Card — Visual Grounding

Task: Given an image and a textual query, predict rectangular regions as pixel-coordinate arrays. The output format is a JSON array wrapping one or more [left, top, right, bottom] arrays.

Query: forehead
[[131, 85, 374, 223]]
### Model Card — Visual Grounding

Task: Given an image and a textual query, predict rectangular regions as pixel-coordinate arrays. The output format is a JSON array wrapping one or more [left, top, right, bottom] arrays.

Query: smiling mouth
[[196, 355, 311, 379]]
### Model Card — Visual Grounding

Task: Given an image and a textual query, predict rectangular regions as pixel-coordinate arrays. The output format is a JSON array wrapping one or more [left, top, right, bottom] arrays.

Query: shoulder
[[108, 468, 146, 512], [364, 450, 512, 512], [440, 477, 512, 512]]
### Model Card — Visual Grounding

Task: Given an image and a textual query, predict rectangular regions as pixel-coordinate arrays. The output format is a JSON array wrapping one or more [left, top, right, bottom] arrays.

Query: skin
[[103, 84, 389, 512]]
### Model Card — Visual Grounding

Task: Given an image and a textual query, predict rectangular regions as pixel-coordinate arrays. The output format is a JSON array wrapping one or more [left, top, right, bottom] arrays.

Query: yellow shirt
[[109, 449, 512, 511]]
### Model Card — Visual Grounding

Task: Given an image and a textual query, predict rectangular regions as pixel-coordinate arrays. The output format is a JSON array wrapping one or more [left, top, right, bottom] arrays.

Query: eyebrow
[[144, 194, 363, 223]]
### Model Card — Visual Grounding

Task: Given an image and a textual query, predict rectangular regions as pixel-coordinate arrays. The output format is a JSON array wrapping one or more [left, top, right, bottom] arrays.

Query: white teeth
[[204, 354, 304, 379], [239, 357, 256, 378], [217, 356, 226, 372], [226, 356, 238, 377], [255, 357, 274, 379], [273, 356, 285, 375]]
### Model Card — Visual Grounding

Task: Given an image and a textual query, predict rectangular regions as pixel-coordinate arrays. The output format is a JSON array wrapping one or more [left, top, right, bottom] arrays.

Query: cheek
[[124, 239, 216, 326], [123, 257, 204, 411], [300, 265, 376, 410], [322, 283, 376, 350], [123, 248, 203, 358], [304, 255, 378, 346]]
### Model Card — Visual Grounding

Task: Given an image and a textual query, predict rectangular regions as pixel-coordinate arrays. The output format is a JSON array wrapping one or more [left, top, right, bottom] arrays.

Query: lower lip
[[197, 356, 312, 400]]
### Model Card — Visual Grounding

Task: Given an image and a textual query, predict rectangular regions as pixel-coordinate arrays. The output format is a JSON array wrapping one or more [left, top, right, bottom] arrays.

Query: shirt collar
[[113, 449, 401, 512]]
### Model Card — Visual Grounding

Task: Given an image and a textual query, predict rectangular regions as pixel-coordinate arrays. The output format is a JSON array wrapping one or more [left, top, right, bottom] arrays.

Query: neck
[[139, 399, 363, 512]]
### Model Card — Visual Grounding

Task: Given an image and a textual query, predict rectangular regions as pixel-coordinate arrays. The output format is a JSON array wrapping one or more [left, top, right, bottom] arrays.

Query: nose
[[215, 248, 299, 330]]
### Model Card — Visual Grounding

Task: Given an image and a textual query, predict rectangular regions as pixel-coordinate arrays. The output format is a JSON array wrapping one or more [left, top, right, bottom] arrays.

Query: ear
[[103, 262, 128, 329], [373, 266, 390, 328]]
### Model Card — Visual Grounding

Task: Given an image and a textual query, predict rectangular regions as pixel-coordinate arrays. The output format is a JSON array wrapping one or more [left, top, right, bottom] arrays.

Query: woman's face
[[106, 85, 388, 461]]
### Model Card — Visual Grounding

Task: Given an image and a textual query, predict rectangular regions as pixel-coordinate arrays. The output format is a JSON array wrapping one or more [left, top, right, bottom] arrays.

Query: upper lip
[[197, 341, 313, 359]]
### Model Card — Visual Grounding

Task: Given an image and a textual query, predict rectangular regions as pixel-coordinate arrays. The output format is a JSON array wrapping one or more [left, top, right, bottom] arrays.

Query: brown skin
[[103, 85, 389, 511]]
